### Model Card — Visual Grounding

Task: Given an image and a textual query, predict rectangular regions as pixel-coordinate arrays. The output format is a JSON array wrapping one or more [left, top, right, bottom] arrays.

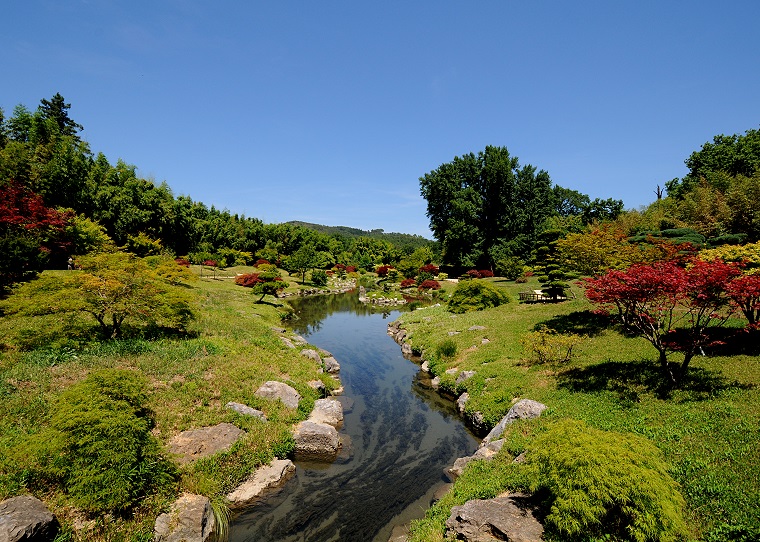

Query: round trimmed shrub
[[523, 419, 688, 542], [447, 279, 510, 314]]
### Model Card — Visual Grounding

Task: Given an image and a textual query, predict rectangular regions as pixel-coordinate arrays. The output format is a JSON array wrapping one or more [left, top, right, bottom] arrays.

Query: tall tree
[[419, 146, 554, 268], [38, 93, 83, 140]]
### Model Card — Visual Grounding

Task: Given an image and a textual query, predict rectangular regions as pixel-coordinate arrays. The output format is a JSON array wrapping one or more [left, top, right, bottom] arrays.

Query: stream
[[227, 293, 478, 542]]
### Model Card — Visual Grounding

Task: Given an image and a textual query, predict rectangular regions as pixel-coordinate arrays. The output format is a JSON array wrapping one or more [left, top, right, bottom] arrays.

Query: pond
[[228, 293, 478, 542]]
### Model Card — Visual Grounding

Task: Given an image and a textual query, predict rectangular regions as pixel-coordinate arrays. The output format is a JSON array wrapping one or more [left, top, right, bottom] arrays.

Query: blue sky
[[4, 1, 759, 237]]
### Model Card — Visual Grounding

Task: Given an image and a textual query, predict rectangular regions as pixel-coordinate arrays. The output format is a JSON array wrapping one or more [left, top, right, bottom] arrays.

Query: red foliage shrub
[[479, 269, 494, 278], [334, 263, 347, 271], [255, 259, 270, 266], [203, 260, 218, 267], [400, 278, 417, 288], [419, 264, 440, 275], [346, 266, 357, 273], [376, 265, 393, 277], [418, 280, 441, 290], [235, 273, 263, 287], [175, 258, 191, 267], [466, 269, 482, 279]]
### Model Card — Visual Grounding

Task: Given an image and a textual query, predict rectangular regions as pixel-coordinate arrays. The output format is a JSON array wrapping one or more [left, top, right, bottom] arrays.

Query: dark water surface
[[228, 294, 478, 542]]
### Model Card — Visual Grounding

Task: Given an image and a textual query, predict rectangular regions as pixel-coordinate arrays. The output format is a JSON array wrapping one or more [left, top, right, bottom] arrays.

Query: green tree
[[285, 243, 317, 284], [1, 251, 196, 338], [419, 146, 555, 269]]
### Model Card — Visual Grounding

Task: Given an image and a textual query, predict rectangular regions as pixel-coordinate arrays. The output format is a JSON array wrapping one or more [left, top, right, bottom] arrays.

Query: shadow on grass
[[535, 310, 612, 337], [557, 359, 754, 402]]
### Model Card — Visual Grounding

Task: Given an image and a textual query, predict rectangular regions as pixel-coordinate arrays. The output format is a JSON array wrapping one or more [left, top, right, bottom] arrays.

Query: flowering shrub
[[418, 280, 441, 290], [419, 264, 440, 275], [400, 278, 417, 288]]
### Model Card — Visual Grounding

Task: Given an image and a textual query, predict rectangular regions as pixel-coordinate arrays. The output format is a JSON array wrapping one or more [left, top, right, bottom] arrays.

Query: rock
[[457, 393, 470, 415], [292, 335, 308, 345], [446, 439, 504, 481], [395, 330, 407, 344], [447, 331, 460, 336], [481, 338, 491, 344], [270, 326, 286, 333], [280, 337, 296, 349], [308, 398, 344, 428], [445, 367, 458, 375], [318, 348, 333, 357], [481, 399, 547, 447], [225, 402, 266, 420], [468, 325, 487, 331], [466, 411, 489, 436], [445, 493, 543, 542], [293, 421, 340, 461], [401, 342, 413, 356], [255, 381, 301, 409], [154, 493, 215, 542], [226, 459, 296, 510], [456, 370, 476, 385], [322, 356, 340, 374], [420, 360, 430, 372], [300, 348, 322, 363], [0, 495, 59, 542], [431, 376, 441, 389], [388, 524, 410, 541], [307, 380, 326, 394], [168, 423, 245, 465]]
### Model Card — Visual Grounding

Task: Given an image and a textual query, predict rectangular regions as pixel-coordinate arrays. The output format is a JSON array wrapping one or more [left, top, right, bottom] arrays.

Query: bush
[[40, 369, 177, 513], [521, 326, 580, 364], [418, 279, 441, 290], [416, 271, 435, 285], [494, 256, 525, 280], [419, 264, 440, 275], [311, 269, 328, 287], [447, 280, 510, 314], [376, 265, 393, 277], [465, 269, 482, 279], [400, 278, 417, 288], [523, 419, 688, 542], [478, 269, 494, 278], [435, 339, 457, 359]]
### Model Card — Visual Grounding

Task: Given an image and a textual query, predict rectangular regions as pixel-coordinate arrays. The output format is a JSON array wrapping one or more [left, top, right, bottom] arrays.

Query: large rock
[[481, 400, 547, 447], [293, 421, 340, 461], [168, 422, 245, 465], [300, 349, 322, 363], [0, 495, 59, 542], [154, 493, 215, 542], [445, 493, 543, 542], [255, 381, 301, 409], [308, 398, 344, 428], [226, 459, 296, 510], [456, 370, 476, 385]]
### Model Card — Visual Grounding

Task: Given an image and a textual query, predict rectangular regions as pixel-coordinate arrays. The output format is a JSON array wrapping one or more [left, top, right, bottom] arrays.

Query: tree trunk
[[658, 349, 678, 386]]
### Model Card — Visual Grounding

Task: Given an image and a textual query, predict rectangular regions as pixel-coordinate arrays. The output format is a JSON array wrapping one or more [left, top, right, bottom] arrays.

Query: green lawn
[[401, 278, 760, 541]]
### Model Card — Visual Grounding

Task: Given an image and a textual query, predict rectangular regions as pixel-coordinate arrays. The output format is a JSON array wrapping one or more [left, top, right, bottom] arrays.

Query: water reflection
[[229, 293, 478, 542]]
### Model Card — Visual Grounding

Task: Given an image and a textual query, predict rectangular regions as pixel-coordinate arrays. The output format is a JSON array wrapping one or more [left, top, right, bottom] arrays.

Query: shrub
[[376, 265, 393, 277], [465, 269, 482, 279], [418, 280, 441, 290], [175, 258, 191, 267], [447, 280, 510, 314], [494, 256, 525, 280], [345, 265, 357, 273], [311, 269, 328, 287], [419, 263, 440, 275], [478, 269, 494, 278], [435, 339, 457, 359], [416, 271, 435, 285], [235, 273, 263, 287], [437, 272, 448, 280], [255, 258, 270, 266], [523, 419, 688, 542], [521, 326, 580, 364], [400, 278, 417, 288], [40, 369, 177, 513]]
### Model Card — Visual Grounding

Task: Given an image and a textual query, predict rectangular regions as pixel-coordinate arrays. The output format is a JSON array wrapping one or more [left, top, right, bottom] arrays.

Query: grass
[[0, 265, 330, 541], [401, 277, 760, 541]]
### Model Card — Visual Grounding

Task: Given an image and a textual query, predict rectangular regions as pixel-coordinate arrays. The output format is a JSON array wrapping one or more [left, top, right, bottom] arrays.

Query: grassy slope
[[401, 278, 760, 541], [0, 265, 330, 541]]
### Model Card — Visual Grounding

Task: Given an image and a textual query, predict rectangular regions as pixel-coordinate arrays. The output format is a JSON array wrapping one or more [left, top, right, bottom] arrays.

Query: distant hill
[[286, 221, 433, 248]]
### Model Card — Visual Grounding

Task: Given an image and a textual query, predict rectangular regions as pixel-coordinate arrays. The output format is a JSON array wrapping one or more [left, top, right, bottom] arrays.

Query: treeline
[[421, 132, 760, 273], [0, 93, 436, 290]]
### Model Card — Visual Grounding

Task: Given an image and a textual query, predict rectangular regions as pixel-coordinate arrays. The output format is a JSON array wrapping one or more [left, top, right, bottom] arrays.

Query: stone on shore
[[445, 493, 543, 542], [293, 421, 340, 461], [308, 398, 344, 428], [168, 422, 245, 465], [226, 459, 296, 510], [225, 401, 266, 420], [154, 493, 216, 542], [481, 399, 547, 447], [0, 495, 59, 542], [322, 356, 340, 374], [255, 381, 301, 409]]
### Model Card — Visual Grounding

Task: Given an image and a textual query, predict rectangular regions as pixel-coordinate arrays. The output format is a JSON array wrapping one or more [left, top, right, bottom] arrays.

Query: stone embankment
[[387, 316, 547, 542], [153, 334, 349, 541]]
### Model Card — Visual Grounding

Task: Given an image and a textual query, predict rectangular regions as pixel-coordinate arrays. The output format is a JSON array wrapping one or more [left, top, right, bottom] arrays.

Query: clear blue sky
[[4, 1, 759, 237]]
